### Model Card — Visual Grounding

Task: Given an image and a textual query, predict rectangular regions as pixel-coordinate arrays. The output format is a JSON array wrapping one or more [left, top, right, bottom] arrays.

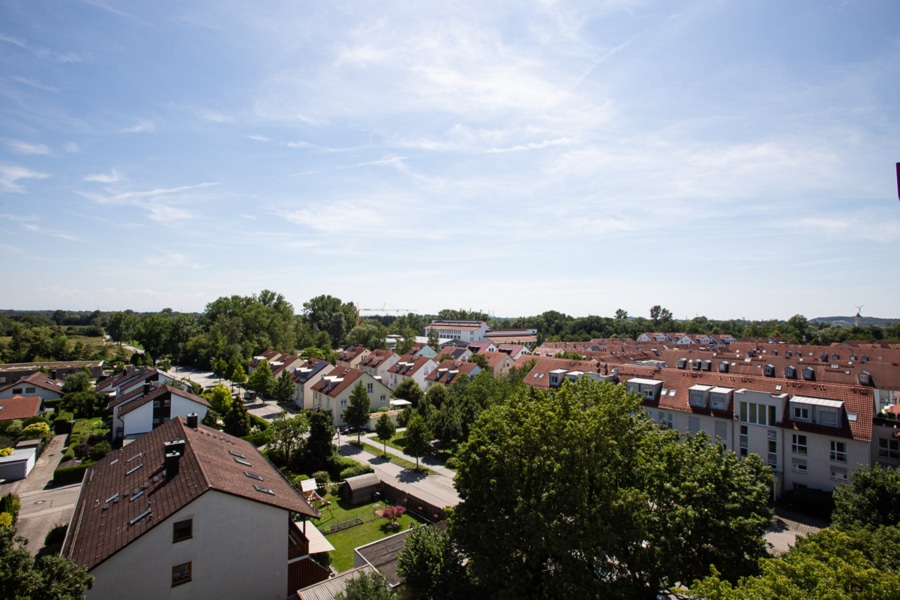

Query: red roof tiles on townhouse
[[359, 350, 396, 368], [63, 417, 318, 571], [426, 360, 479, 385], [387, 354, 432, 377], [0, 396, 42, 421], [314, 367, 365, 398]]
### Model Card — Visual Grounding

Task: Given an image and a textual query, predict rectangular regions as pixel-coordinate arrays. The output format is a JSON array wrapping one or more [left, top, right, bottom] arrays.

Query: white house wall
[[87, 491, 289, 600]]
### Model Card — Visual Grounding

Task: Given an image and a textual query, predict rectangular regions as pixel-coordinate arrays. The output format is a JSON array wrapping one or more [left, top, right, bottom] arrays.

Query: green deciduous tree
[[399, 524, 468, 600], [833, 464, 900, 529], [335, 571, 396, 600], [206, 383, 233, 415], [450, 379, 772, 599], [392, 378, 424, 408], [375, 413, 396, 455], [223, 397, 251, 437], [0, 524, 93, 599], [403, 414, 431, 470], [343, 382, 371, 443], [690, 526, 900, 600], [247, 359, 274, 398], [266, 413, 308, 469], [273, 370, 295, 405], [61, 370, 92, 395]]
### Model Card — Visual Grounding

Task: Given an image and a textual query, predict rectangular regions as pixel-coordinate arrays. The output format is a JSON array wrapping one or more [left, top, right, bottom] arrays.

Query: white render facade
[[87, 491, 289, 600]]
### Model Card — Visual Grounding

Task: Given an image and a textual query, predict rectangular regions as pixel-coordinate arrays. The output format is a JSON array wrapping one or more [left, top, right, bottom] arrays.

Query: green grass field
[[314, 494, 423, 572]]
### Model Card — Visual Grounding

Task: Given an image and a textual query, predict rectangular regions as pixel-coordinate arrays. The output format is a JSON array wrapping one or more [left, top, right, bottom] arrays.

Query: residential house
[[386, 354, 437, 390], [357, 350, 400, 385], [521, 357, 610, 390], [335, 346, 367, 369], [0, 395, 43, 422], [0, 360, 103, 385], [424, 360, 480, 390], [310, 367, 394, 427], [270, 354, 303, 380], [292, 360, 333, 410], [433, 345, 473, 362], [466, 341, 497, 354], [477, 351, 515, 378], [62, 416, 329, 600], [0, 371, 64, 402], [96, 367, 179, 399], [496, 344, 530, 361], [108, 382, 210, 441]]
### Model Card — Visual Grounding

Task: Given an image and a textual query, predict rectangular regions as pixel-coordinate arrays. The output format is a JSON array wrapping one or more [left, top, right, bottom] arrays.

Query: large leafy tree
[[0, 524, 93, 599], [247, 359, 274, 397], [392, 378, 424, 408], [273, 371, 295, 404], [266, 413, 308, 469], [450, 379, 772, 600], [375, 413, 396, 455], [223, 398, 251, 437], [403, 414, 431, 470], [690, 526, 900, 600], [343, 382, 371, 443], [832, 464, 900, 529], [304, 409, 336, 473], [398, 524, 467, 600]]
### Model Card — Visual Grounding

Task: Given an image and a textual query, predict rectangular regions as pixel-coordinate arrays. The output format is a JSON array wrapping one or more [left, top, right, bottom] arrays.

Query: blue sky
[[1, 0, 898, 321]]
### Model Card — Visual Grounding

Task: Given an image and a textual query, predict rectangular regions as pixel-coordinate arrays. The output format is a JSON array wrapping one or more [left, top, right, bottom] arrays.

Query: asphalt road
[[1, 434, 81, 555]]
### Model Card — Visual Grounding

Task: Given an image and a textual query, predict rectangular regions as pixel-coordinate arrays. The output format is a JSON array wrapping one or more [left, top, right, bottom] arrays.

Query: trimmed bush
[[0, 492, 21, 523], [53, 463, 91, 485], [19, 422, 52, 445], [339, 463, 374, 480], [89, 441, 112, 462], [22, 416, 51, 428], [249, 414, 270, 431], [53, 412, 74, 434]]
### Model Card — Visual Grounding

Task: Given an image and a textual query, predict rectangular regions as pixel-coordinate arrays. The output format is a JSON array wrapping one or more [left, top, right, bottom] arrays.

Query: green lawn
[[314, 495, 424, 572]]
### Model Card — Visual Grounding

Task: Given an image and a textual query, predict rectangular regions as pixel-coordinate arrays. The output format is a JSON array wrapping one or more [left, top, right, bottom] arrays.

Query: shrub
[[53, 412, 74, 435], [89, 441, 112, 462], [44, 523, 68, 554], [53, 463, 91, 485], [444, 456, 459, 470], [0, 420, 23, 437], [0, 493, 21, 522], [312, 471, 330, 487], [73, 443, 91, 459], [293, 474, 310, 488], [22, 416, 50, 428], [19, 422, 52, 444], [0, 512, 12, 528], [340, 463, 374, 480]]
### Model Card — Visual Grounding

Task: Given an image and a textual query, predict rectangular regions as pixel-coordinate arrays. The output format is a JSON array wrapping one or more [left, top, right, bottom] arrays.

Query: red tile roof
[[116, 384, 211, 418], [63, 417, 318, 571], [0, 371, 64, 396], [313, 367, 365, 398], [0, 396, 42, 421]]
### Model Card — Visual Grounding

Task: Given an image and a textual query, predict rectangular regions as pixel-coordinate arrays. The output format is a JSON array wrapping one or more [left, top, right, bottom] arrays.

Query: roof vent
[[820, 353, 828, 362], [186, 413, 199, 429]]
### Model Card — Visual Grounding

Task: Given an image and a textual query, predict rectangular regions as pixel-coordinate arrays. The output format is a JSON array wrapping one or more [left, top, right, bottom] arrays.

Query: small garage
[[341, 473, 381, 505], [0, 447, 37, 482]]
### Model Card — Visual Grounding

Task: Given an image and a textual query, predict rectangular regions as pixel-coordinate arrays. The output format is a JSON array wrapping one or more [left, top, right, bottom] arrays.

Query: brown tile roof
[[0, 371, 64, 395], [63, 417, 318, 571], [336, 346, 367, 362], [313, 367, 365, 398], [292, 360, 332, 384], [425, 360, 479, 384], [522, 357, 602, 389], [116, 384, 211, 418], [387, 354, 433, 377], [0, 396, 42, 421], [359, 350, 396, 368]]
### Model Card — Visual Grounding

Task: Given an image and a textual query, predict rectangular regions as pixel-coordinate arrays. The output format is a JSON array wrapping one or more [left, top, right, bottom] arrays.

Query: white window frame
[[791, 434, 808, 455], [830, 441, 847, 463]]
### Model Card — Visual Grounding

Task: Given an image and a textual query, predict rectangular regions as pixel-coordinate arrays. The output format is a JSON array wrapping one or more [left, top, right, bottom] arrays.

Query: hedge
[[249, 414, 270, 431], [54, 412, 74, 435], [53, 463, 91, 485]]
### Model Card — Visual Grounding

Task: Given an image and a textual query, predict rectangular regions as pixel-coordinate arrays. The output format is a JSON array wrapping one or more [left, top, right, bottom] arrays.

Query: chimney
[[143, 381, 151, 395], [165, 451, 180, 480], [186, 413, 199, 429]]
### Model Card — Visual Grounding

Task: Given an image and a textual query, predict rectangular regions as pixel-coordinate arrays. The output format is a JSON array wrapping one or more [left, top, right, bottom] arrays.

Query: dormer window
[[793, 406, 810, 421]]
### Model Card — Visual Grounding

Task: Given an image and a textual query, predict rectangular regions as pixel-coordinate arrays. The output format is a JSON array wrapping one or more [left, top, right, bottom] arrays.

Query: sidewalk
[[358, 431, 457, 479]]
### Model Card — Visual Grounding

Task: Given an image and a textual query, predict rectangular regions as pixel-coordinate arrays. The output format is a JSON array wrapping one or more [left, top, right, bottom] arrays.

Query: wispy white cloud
[[9, 76, 58, 92], [8, 140, 51, 155], [65, 142, 79, 153], [84, 169, 124, 183], [0, 33, 89, 63], [198, 108, 233, 123], [0, 165, 50, 192], [121, 119, 154, 133], [20, 222, 82, 242], [78, 181, 220, 224], [247, 134, 270, 142], [77, 0, 136, 20]]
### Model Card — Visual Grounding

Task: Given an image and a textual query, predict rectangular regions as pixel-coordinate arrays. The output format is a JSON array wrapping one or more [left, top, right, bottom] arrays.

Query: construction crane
[[355, 305, 416, 327]]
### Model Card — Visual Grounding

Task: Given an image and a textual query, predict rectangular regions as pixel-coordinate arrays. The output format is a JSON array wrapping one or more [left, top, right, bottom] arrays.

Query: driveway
[[0, 434, 82, 555]]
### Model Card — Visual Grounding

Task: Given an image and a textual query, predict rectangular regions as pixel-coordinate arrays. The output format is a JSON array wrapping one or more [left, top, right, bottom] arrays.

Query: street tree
[[450, 378, 772, 599], [427, 328, 440, 349], [247, 359, 274, 398], [375, 413, 396, 455], [403, 414, 431, 470], [206, 383, 233, 414], [273, 371, 295, 405], [230, 363, 247, 387], [650, 304, 673, 328], [343, 382, 371, 443]]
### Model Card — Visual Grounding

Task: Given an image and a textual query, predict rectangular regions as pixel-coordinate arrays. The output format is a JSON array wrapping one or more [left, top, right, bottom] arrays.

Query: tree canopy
[[343, 382, 372, 442], [449, 378, 772, 599], [832, 464, 900, 529], [0, 524, 93, 600]]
